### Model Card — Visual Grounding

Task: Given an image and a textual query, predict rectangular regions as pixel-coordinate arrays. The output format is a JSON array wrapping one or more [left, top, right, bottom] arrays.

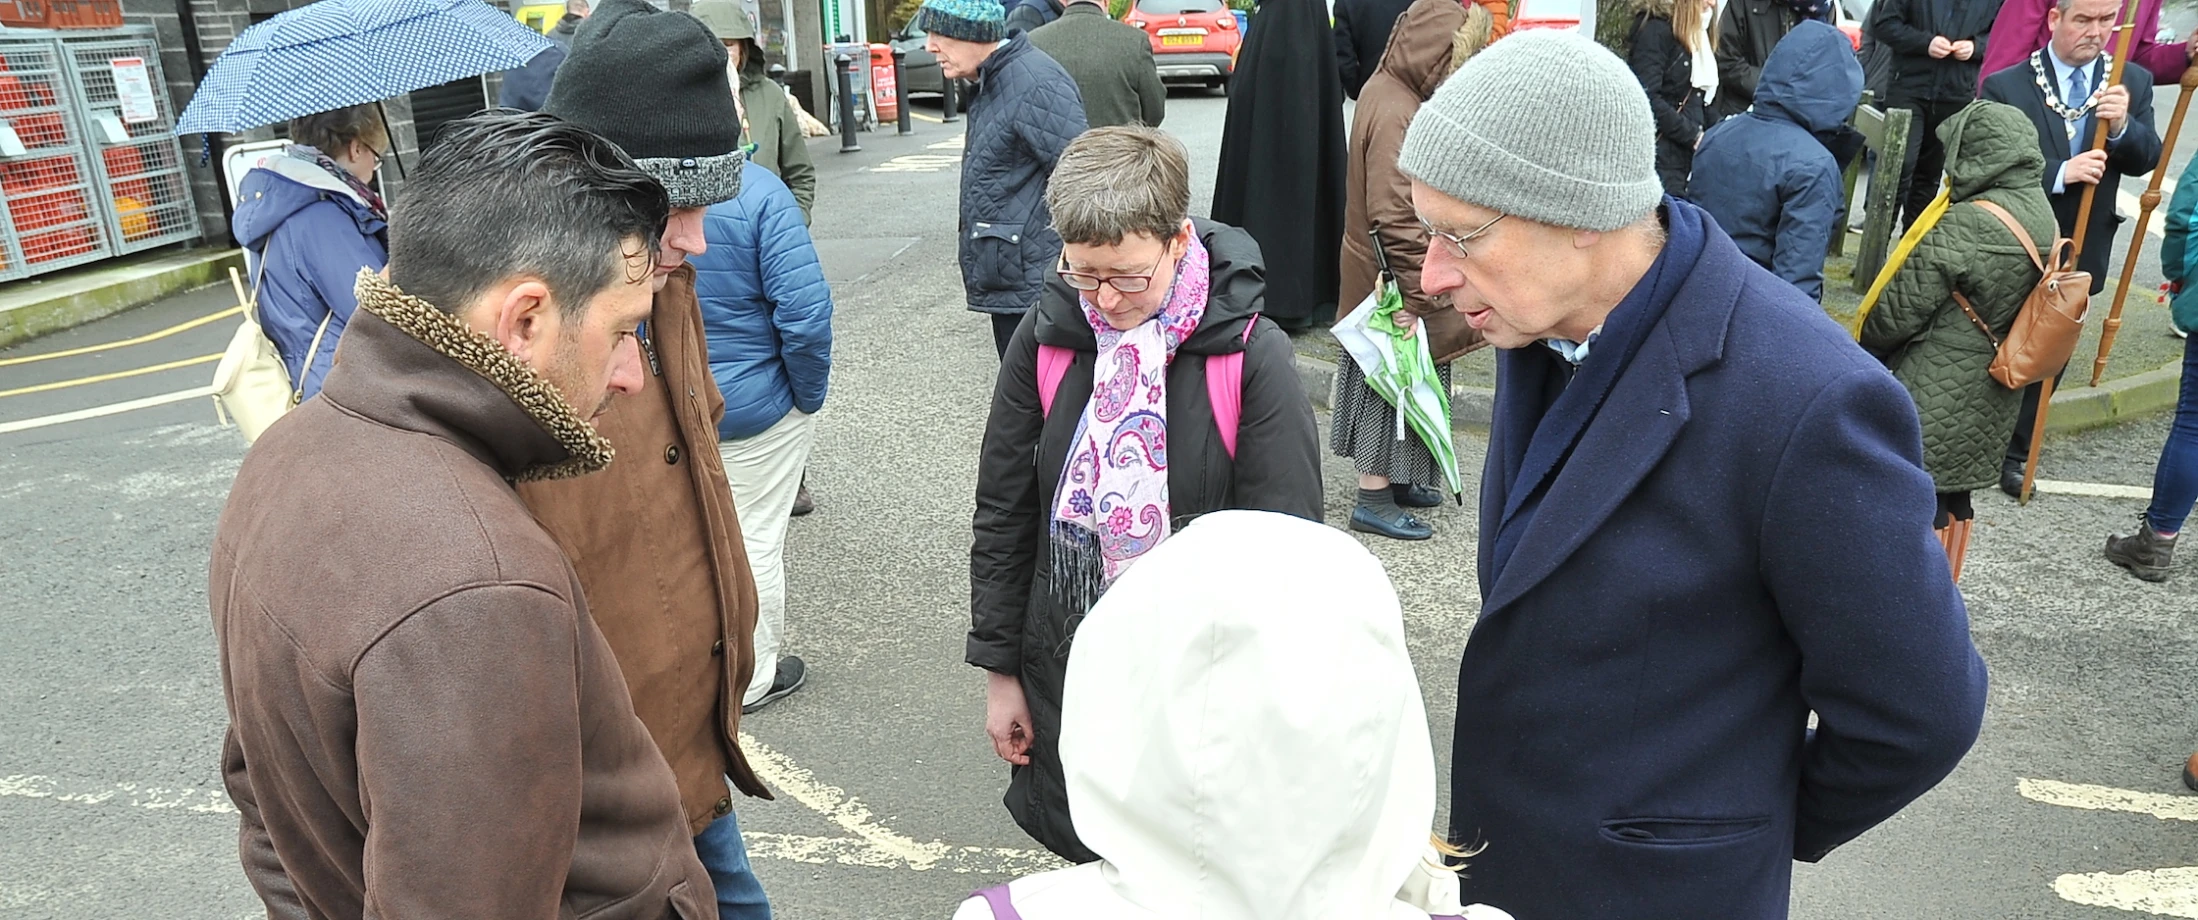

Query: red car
[[1124, 0, 1240, 94]]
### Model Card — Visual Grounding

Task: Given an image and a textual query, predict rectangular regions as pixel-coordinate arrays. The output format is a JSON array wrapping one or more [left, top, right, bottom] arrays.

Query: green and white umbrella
[[1332, 274, 1463, 499]]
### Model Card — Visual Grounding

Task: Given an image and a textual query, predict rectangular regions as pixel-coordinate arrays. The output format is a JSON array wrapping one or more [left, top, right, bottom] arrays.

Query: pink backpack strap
[[1036, 344, 1073, 419], [1043, 315, 1255, 457], [1204, 314, 1258, 460], [974, 885, 1023, 920]]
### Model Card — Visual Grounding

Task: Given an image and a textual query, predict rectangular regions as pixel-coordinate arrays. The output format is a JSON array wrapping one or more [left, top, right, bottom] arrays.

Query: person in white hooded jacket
[[952, 510, 1512, 920]]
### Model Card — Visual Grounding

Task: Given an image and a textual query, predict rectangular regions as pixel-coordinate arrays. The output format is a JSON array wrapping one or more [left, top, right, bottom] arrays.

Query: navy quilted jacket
[[1690, 21, 1859, 302], [959, 35, 1086, 315], [693, 163, 834, 441]]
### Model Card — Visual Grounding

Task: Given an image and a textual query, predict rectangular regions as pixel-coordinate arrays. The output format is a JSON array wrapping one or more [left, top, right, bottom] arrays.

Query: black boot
[[2105, 521, 2178, 583]]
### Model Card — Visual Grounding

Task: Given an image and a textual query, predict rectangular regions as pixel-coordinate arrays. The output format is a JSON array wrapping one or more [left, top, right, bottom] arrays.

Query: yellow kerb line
[[0, 307, 242, 368], [0, 305, 244, 368], [0, 354, 223, 400]]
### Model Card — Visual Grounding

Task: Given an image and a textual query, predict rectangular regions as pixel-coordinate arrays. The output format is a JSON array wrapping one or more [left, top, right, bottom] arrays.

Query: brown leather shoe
[[2184, 752, 2198, 793], [791, 480, 814, 517]]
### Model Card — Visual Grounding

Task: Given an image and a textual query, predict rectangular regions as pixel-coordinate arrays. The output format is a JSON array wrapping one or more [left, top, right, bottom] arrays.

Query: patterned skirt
[[1329, 356, 1452, 487]]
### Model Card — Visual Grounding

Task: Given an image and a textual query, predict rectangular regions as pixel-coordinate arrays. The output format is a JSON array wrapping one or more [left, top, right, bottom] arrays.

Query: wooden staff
[[2022, 0, 2146, 504], [2092, 65, 2198, 387]]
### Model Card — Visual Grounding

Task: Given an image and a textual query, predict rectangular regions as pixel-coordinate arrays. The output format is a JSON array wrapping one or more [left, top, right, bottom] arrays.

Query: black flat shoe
[[742, 655, 807, 714], [1349, 505, 1434, 541], [1393, 483, 1446, 508], [1999, 466, 2024, 498]]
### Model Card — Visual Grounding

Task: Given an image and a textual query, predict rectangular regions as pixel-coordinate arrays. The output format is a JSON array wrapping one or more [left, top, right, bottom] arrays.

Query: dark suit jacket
[[1451, 201, 1989, 919], [1332, 0, 1414, 98], [1029, 2, 1166, 128], [1982, 59, 2162, 291]]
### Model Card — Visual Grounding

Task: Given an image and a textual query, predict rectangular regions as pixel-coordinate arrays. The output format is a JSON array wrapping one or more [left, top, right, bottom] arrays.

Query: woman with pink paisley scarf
[[969, 126, 1324, 865]]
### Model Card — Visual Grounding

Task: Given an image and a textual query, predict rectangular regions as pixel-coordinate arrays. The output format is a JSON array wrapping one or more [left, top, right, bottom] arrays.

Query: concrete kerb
[[1294, 352, 2184, 436], [0, 248, 245, 349], [2044, 358, 2185, 435]]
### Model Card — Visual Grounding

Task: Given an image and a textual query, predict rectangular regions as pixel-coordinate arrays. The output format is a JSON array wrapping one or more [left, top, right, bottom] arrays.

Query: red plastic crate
[[44, 0, 118, 27], [0, 0, 51, 27]]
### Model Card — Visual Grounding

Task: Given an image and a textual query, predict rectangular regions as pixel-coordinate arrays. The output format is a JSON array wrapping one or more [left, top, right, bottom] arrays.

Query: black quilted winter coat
[[968, 220, 1323, 863], [1862, 101, 2056, 494]]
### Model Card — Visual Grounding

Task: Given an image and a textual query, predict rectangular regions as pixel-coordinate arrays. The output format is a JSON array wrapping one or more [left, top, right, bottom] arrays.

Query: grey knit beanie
[[1398, 29, 1660, 232]]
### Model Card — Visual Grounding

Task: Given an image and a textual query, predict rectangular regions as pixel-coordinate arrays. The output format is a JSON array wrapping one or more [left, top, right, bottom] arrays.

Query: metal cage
[[0, 32, 113, 278], [57, 28, 196, 254]]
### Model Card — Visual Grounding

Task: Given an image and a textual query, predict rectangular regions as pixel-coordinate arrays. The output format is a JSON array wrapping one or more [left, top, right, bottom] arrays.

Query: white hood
[[1046, 511, 1445, 920]]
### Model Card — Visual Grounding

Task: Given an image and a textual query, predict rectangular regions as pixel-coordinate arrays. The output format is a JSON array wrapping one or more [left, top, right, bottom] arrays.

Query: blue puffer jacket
[[231, 153, 388, 400], [959, 34, 1085, 315], [1689, 21, 1860, 302], [694, 163, 834, 441]]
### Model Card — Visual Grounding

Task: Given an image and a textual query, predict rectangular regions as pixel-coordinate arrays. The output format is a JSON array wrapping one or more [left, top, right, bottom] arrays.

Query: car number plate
[[1161, 33, 1203, 45]]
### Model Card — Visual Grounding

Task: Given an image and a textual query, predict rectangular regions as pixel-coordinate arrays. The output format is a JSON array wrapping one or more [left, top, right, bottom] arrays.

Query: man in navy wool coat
[[1398, 30, 1990, 920]]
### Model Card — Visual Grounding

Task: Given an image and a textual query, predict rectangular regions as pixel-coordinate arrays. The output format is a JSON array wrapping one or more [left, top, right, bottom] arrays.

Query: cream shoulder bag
[[210, 254, 331, 444]]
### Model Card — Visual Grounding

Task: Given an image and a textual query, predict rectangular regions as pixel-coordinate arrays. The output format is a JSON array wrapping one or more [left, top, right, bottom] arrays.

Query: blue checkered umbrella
[[176, 0, 553, 136]]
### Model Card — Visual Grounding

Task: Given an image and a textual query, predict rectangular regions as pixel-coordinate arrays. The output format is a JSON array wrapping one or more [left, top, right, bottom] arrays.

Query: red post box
[[869, 43, 898, 126]]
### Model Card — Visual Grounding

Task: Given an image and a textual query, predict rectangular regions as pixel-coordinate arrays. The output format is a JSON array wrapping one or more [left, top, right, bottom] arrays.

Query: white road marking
[[0, 880, 92, 911], [737, 732, 1066, 873], [4, 741, 1067, 876], [0, 773, 236, 814], [743, 832, 1067, 875], [0, 386, 217, 435], [2022, 777, 2198, 917], [2122, 177, 2177, 240], [927, 135, 965, 150], [2055, 867, 2198, 918], [2019, 777, 2198, 822], [865, 154, 961, 173], [2032, 479, 2156, 500]]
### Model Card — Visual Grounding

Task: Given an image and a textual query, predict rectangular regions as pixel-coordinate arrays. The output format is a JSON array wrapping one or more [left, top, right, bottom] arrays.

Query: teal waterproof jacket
[[2159, 155, 2198, 335]]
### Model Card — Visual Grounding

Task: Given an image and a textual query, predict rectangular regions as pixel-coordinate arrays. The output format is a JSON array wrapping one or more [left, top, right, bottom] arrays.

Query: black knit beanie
[[544, 0, 744, 208]]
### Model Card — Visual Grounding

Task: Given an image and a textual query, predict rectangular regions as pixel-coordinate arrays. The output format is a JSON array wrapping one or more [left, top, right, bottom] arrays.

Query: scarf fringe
[[1046, 523, 1108, 657]]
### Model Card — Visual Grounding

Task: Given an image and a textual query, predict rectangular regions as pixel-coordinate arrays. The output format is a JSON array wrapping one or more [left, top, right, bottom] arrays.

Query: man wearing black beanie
[[517, 2, 779, 919]]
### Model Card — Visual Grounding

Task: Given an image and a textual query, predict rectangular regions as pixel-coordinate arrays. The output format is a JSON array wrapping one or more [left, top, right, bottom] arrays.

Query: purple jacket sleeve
[[1976, 0, 2048, 92], [2130, 0, 2189, 86], [1980, 0, 2188, 90]]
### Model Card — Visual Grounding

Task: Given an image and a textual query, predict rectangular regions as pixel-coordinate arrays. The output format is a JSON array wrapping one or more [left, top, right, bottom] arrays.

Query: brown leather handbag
[[1948, 199, 2090, 389]]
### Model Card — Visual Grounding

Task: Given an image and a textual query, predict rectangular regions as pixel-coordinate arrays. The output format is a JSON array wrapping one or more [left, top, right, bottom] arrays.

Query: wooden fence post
[[1830, 91, 1877, 260], [1852, 105, 1911, 294]]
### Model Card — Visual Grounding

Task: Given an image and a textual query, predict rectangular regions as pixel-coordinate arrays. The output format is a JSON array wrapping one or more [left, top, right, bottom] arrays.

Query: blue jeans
[[693, 808, 771, 920], [2146, 334, 2198, 535]]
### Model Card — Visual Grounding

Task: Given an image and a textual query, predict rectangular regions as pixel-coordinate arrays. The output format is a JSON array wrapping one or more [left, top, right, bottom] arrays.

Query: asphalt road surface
[[4, 89, 2197, 920]]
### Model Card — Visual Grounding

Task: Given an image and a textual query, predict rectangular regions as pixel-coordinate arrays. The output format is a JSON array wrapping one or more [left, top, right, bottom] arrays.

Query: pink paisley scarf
[[1049, 227, 1211, 609]]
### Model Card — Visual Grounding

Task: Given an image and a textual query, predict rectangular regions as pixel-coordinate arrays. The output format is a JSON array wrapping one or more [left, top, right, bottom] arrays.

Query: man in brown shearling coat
[[211, 112, 715, 919]]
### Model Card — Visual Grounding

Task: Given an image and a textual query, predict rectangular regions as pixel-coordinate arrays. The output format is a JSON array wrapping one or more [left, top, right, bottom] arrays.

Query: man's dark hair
[[389, 109, 669, 317]]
